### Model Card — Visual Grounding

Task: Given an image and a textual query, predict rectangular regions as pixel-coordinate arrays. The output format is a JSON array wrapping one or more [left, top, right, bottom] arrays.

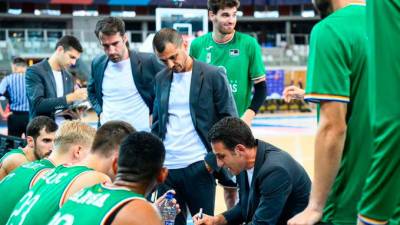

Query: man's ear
[[123, 34, 128, 44], [182, 40, 189, 51], [26, 136, 35, 149], [112, 150, 119, 176], [157, 167, 169, 184], [235, 144, 247, 155], [56, 45, 64, 54], [208, 11, 215, 21]]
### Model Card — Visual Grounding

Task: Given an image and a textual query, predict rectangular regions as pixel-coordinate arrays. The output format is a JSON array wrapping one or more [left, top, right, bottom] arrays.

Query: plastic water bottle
[[161, 192, 177, 225]]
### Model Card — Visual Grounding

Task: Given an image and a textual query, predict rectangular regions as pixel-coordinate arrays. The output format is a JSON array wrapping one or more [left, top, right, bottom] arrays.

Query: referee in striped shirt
[[0, 57, 29, 137]]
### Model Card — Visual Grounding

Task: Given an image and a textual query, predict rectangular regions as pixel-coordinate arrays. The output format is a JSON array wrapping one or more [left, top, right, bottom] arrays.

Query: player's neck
[[113, 180, 146, 195], [23, 146, 36, 162], [245, 146, 257, 170], [48, 55, 61, 71], [334, 0, 365, 11], [212, 30, 235, 44], [47, 152, 64, 166]]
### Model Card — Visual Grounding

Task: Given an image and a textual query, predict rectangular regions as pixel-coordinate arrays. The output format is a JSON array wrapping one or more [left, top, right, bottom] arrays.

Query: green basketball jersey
[[0, 148, 27, 165], [304, 5, 373, 225], [190, 32, 265, 116], [0, 158, 54, 225], [6, 165, 92, 225], [48, 183, 145, 225], [357, 1, 400, 224]]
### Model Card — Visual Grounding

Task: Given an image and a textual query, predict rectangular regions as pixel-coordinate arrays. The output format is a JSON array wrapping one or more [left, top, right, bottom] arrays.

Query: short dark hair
[[91, 121, 136, 157], [55, 35, 83, 53], [12, 57, 27, 67], [207, 0, 240, 14], [152, 28, 183, 53], [26, 116, 58, 140], [208, 117, 256, 150], [95, 17, 125, 39], [117, 132, 165, 184]]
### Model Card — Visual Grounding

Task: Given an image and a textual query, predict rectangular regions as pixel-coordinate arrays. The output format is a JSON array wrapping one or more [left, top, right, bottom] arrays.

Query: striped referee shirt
[[0, 73, 29, 112]]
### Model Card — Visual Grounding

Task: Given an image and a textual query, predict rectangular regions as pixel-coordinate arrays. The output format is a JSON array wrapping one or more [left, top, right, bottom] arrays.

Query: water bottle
[[160, 192, 177, 225]]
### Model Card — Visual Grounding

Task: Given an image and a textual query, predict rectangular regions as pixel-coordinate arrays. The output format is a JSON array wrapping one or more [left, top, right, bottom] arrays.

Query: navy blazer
[[25, 59, 74, 119], [152, 59, 238, 169], [88, 50, 164, 116], [223, 140, 311, 225]]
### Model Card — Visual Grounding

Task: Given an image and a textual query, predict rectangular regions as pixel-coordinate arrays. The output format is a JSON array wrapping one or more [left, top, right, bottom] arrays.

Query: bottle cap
[[166, 192, 174, 200]]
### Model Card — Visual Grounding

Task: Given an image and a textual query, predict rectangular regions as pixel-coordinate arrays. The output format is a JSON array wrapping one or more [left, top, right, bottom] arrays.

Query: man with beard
[[88, 17, 164, 130], [0, 120, 95, 225], [26, 36, 88, 120], [152, 28, 237, 225], [190, 0, 266, 127], [190, 0, 267, 208], [0, 116, 58, 179], [287, 0, 372, 225]]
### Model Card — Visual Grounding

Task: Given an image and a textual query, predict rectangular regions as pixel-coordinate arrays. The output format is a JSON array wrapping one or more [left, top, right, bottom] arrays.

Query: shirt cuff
[[304, 93, 350, 103], [358, 214, 388, 225]]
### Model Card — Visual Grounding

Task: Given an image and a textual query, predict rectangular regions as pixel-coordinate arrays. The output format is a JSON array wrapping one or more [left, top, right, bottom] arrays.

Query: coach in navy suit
[[194, 117, 311, 225], [26, 36, 87, 120], [151, 28, 238, 225], [88, 17, 164, 130]]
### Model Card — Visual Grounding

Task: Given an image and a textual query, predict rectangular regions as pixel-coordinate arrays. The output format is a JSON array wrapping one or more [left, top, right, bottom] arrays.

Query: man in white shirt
[[26, 35, 88, 120], [152, 28, 238, 225], [88, 17, 164, 130]]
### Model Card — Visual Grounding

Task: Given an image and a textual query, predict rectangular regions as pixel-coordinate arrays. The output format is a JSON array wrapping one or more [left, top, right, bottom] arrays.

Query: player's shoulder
[[112, 198, 162, 225], [194, 59, 221, 74], [1, 153, 28, 170], [191, 32, 212, 46], [235, 32, 258, 43]]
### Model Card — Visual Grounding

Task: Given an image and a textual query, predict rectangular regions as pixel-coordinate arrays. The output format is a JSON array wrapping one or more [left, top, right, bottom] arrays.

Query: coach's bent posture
[[152, 28, 238, 225], [193, 117, 311, 225]]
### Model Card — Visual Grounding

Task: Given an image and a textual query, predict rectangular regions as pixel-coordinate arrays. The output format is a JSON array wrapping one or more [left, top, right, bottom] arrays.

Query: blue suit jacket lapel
[[98, 56, 109, 98], [189, 60, 203, 127], [42, 60, 58, 96], [129, 51, 141, 89], [246, 141, 267, 221], [160, 71, 172, 130]]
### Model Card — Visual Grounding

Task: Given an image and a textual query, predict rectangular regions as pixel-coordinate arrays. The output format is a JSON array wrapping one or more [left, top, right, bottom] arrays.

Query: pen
[[199, 208, 203, 219]]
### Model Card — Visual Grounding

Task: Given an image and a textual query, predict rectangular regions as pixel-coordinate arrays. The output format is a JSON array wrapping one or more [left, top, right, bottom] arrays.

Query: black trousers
[[7, 111, 29, 137], [157, 160, 216, 225]]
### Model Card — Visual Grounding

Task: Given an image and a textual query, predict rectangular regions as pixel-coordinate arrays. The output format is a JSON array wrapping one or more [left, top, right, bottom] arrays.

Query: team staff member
[[357, 0, 400, 224], [287, 1, 373, 225], [193, 117, 311, 225], [89, 17, 164, 130], [0, 116, 57, 180], [190, 0, 266, 126], [26, 35, 88, 120], [190, 0, 267, 209], [0, 57, 29, 137], [152, 28, 237, 225]]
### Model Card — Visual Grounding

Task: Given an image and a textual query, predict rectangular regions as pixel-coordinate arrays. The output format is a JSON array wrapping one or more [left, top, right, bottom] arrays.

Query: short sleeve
[[248, 38, 266, 80], [304, 23, 351, 103]]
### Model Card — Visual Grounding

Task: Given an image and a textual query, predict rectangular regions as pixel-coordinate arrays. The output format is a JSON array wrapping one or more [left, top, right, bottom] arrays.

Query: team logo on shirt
[[206, 52, 212, 63], [229, 49, 240, 57]]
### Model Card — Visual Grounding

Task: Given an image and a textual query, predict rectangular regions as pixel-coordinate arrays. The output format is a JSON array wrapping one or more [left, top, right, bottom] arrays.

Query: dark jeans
[[8, 111, 29, 137], [157, 160, 216, 225]]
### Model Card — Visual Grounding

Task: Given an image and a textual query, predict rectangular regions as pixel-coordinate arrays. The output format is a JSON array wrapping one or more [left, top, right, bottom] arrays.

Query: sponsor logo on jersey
[[229, 49, 240, 57]]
